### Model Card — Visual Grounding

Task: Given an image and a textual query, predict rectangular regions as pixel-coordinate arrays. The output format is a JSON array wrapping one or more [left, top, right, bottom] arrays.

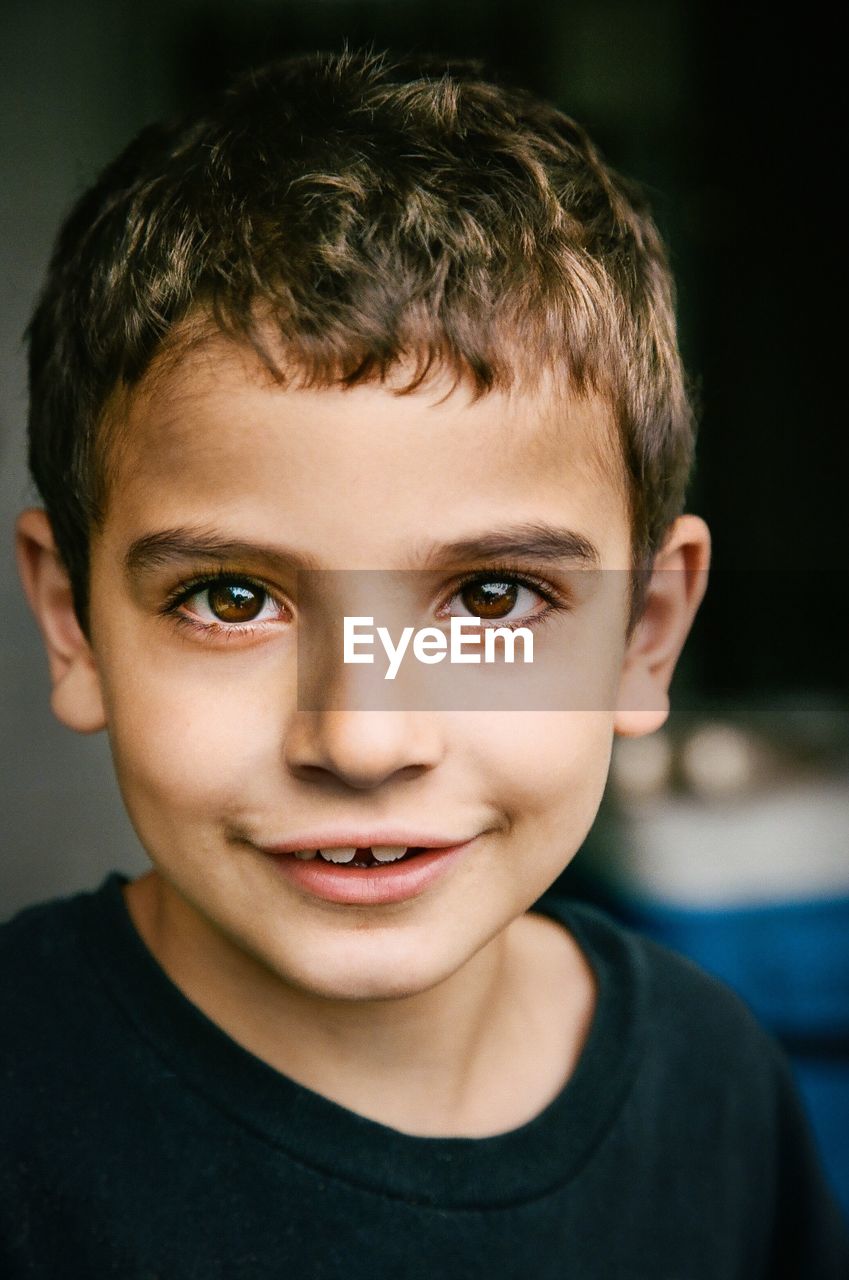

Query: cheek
[[100, 651, 278, 828], [480, 711, 614, 833]]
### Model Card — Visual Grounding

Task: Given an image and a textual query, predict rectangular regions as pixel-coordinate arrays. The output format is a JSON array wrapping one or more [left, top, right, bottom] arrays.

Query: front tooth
[[371, 845, 408, 863], [318, 846, 358, 863], [294, 849, 318, 860]]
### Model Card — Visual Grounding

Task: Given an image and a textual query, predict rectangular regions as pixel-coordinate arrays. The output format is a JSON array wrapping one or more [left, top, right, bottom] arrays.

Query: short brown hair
[[26, 47, 696, 634]]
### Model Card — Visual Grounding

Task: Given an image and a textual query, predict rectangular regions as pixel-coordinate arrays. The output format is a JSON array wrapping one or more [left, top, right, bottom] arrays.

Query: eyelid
[[437, 565, 572, 629], [160, 571, 291, 638], [161, 568, 287, 613], [443, 565, 569, 607]]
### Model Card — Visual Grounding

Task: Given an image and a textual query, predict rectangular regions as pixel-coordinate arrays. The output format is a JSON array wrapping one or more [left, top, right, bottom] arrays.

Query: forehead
[[100, 330, 632, 566]]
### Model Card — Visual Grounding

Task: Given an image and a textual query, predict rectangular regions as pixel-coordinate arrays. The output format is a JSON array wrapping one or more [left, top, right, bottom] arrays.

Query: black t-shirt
[[1, 872, 846, 1279]]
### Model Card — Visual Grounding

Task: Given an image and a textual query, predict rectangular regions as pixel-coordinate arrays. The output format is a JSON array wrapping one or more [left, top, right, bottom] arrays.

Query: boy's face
[[64, 334, 643, 1001]]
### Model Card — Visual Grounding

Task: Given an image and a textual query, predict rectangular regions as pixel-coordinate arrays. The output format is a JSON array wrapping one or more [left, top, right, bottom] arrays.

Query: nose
[[284, 708, 445, 790]]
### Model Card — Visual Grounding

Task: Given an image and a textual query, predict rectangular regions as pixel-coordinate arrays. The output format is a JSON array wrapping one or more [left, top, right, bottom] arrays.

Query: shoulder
[[543, 894, 797, 1124], [0, 889, 82, 1014], [544, 897, 849, 1274], [548, 893, 775, 1050], [0, 879, 118, 1087]]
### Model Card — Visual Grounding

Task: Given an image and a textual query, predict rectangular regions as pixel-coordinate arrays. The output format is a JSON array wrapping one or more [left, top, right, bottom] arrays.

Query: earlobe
[[15, 508, 107, 734], [614, 515, 711, 740]]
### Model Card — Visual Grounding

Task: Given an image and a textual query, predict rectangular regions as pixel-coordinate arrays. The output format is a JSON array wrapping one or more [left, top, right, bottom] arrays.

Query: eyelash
[[159, 564, 571, 642], [443, 566, 570, 633], [160, 569, 284, 643]]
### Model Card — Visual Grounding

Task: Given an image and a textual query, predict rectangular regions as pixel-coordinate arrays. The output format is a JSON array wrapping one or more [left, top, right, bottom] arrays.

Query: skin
[[16, 333, 710, 1137]]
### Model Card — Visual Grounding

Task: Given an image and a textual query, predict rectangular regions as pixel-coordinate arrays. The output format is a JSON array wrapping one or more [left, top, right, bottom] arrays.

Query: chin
[[283, 953, 449, 1005]]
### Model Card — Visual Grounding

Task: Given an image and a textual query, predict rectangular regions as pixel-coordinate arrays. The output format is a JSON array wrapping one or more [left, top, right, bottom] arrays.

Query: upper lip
[[259, 830, 480, 854]]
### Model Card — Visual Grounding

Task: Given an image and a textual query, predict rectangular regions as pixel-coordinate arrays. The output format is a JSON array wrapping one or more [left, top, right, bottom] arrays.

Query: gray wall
[[1, 0, 178, 918]]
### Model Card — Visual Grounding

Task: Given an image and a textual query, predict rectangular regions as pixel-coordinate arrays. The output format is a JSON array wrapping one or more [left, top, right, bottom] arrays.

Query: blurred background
[[1, 0, 846, 1216]]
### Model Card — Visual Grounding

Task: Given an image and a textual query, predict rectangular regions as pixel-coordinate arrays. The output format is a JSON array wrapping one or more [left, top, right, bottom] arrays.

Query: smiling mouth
[[291, 846, 429, 868]]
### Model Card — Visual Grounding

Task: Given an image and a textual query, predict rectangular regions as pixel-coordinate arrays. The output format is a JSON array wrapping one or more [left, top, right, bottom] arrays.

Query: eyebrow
[[419, 523, 600, 568], [124, 528, 323, 576], [123, 520, 600, 578]]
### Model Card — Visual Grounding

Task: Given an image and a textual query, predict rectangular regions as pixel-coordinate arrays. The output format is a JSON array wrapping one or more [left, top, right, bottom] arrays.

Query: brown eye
[[206, 580, 265, 623], [459, 579, 518, 620]]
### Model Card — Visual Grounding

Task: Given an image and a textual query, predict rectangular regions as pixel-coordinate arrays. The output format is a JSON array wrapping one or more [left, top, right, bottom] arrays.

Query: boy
[[4, 48, 847, 1278]]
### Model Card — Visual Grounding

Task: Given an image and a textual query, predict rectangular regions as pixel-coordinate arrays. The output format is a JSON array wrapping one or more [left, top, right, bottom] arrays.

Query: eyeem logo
[[344, 616, 534, 680]]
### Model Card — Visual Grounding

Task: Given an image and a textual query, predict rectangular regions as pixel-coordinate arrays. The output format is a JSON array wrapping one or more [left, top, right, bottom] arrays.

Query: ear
[[614, 515, 711, 738], [15, 508, 107, 734]]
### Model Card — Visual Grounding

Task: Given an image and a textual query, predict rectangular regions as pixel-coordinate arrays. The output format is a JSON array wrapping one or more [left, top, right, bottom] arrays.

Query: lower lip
[[271, 841, 476, 905]]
